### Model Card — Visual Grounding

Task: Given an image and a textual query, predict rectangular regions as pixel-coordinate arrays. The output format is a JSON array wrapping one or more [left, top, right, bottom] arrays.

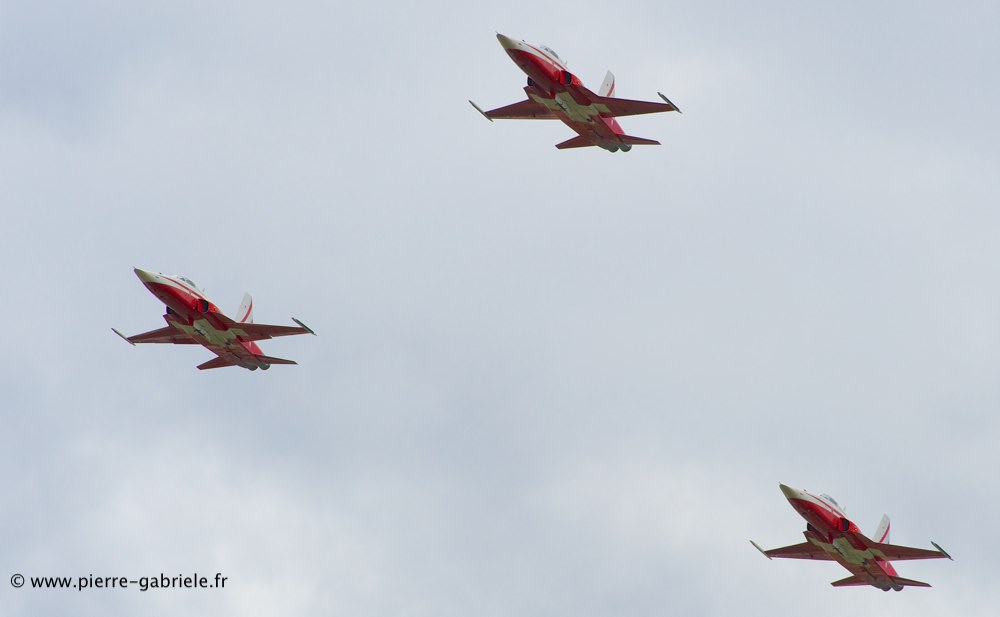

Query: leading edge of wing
[[578, 86, 681, 117], [113, 325, 196, 345], [211, 314, 316, 342], [750, 540, 833, 560], [470, 98, 556, 120], [870, 541, 953, 561]]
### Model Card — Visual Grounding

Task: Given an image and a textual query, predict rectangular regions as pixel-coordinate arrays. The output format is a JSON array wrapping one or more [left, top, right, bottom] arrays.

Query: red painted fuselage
[[753, 484, 951, 591], [780, 485, 904, 589], [474, 34, 679, 152], [116, 268, 313, 370]]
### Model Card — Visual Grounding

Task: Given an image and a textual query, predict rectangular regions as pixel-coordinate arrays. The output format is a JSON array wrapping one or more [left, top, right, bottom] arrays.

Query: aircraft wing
[[751, 540, 834, 560], [577, 86, 681, 117], [471, 98, 556, 120], [209, 314, 316, 342], [113, 325, 196, 345], [869, 541, 952, 561]]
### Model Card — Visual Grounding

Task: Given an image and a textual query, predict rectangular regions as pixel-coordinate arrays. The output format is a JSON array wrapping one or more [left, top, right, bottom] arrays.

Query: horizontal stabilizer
[[197, 357, 238, 370], [891, 576, 932, 588], [555, 135, 595, 149], [617, 134, 661, 147], [255, 354, 297, 366], [831, 575, 868, 587]]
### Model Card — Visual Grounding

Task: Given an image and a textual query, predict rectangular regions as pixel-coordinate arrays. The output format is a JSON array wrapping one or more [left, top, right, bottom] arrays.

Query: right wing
[[206, 314, 315, 342], [113, 325, 196, 345], [870, 541, 952, 561], [470, 98, 555, 120], [575, 85, 681, 117], [751, 540, 834, 560]]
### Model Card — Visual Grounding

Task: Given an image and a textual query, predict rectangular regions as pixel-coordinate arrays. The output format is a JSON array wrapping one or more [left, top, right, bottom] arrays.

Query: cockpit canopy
[[540, 45, 564, 65], [820, 494, 843, 511], [176, 275, 201, 291]]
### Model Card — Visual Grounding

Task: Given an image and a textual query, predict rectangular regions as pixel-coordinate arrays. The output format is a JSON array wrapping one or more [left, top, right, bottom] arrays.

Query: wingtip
[[657, 92, 682, 113], [292, 317, 316, 335], [111, 328, 135, 346], [750, 540, 772, 559], [468, 100, 493, 122], [931, 541, 953, 560]]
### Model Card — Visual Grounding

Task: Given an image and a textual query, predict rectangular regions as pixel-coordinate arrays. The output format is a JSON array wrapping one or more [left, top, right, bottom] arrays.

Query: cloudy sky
[[2, 1, 999, 615]]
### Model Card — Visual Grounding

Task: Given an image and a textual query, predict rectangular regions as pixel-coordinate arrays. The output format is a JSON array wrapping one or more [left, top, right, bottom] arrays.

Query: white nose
[[133, 268, 159, 284], [496, 33, 521, 51], [779, 484, 803, 500]]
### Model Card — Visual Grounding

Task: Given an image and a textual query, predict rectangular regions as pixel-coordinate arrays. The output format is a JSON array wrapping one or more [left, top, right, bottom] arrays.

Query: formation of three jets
[[112, 34, 951, 591]]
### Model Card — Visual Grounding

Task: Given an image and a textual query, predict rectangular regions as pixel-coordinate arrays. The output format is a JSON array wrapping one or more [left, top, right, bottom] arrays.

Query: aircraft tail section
[[197, 354, 297, 371], [831, 573, 931, 590], [618, 134, 661, 146], [873, 514, 891, 543], [598, 71, 615, 96], [256, 354, 297, 366], [237, 293, 254, 323], [235, 293, 265, 355], [197, 357, 238, 370], [555, 135, 596, 149], [891, 576, 932, 588], [830, 575, 868, 587]]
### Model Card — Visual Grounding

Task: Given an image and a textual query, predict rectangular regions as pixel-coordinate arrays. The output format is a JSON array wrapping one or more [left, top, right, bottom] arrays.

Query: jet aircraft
[[751, 484, 951, 591], [469, 33, 680, 152], [113, 268, 315, 370]]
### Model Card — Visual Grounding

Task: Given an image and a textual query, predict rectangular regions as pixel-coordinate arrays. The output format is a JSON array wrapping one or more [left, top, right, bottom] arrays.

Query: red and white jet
[[751, 484, 951, 591], [469, 33, 680, 152], [113, 268, 315, 371]]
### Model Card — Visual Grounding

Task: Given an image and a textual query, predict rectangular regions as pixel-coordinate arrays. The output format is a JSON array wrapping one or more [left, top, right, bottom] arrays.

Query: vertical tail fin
[[236, 293, 263, 355], [237, 293, 254, 323], [598, 71, 615, 96], [874, 514, 891, 543], [597, 71, 626, 136]]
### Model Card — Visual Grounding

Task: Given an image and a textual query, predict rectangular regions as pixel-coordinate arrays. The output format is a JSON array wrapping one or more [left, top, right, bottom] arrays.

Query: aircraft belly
[[831, 538, 871, 565], [528, 90, 622, 149], [176, 319, 237, 347], [533, 92, 598, 124]]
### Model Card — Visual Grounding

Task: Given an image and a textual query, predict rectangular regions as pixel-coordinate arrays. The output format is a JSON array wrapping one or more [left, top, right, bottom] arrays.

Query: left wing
[[470, 98, 555, 120], [577, 86, 681, 117], [869, 541, 952, 561], [112, 325, 196, 345], [750, 540, 834, 561], [209, 314, 316, 342]]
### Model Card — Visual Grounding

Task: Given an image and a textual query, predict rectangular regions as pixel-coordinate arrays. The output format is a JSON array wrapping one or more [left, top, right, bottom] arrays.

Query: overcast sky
[[2, 1, 999, 615]]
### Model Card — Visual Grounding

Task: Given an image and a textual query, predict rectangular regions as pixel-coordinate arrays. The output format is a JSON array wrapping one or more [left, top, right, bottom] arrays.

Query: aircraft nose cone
[[496, 33, 520, 50], [133, 268, 158, 283], [779, 484, 802, 500]]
